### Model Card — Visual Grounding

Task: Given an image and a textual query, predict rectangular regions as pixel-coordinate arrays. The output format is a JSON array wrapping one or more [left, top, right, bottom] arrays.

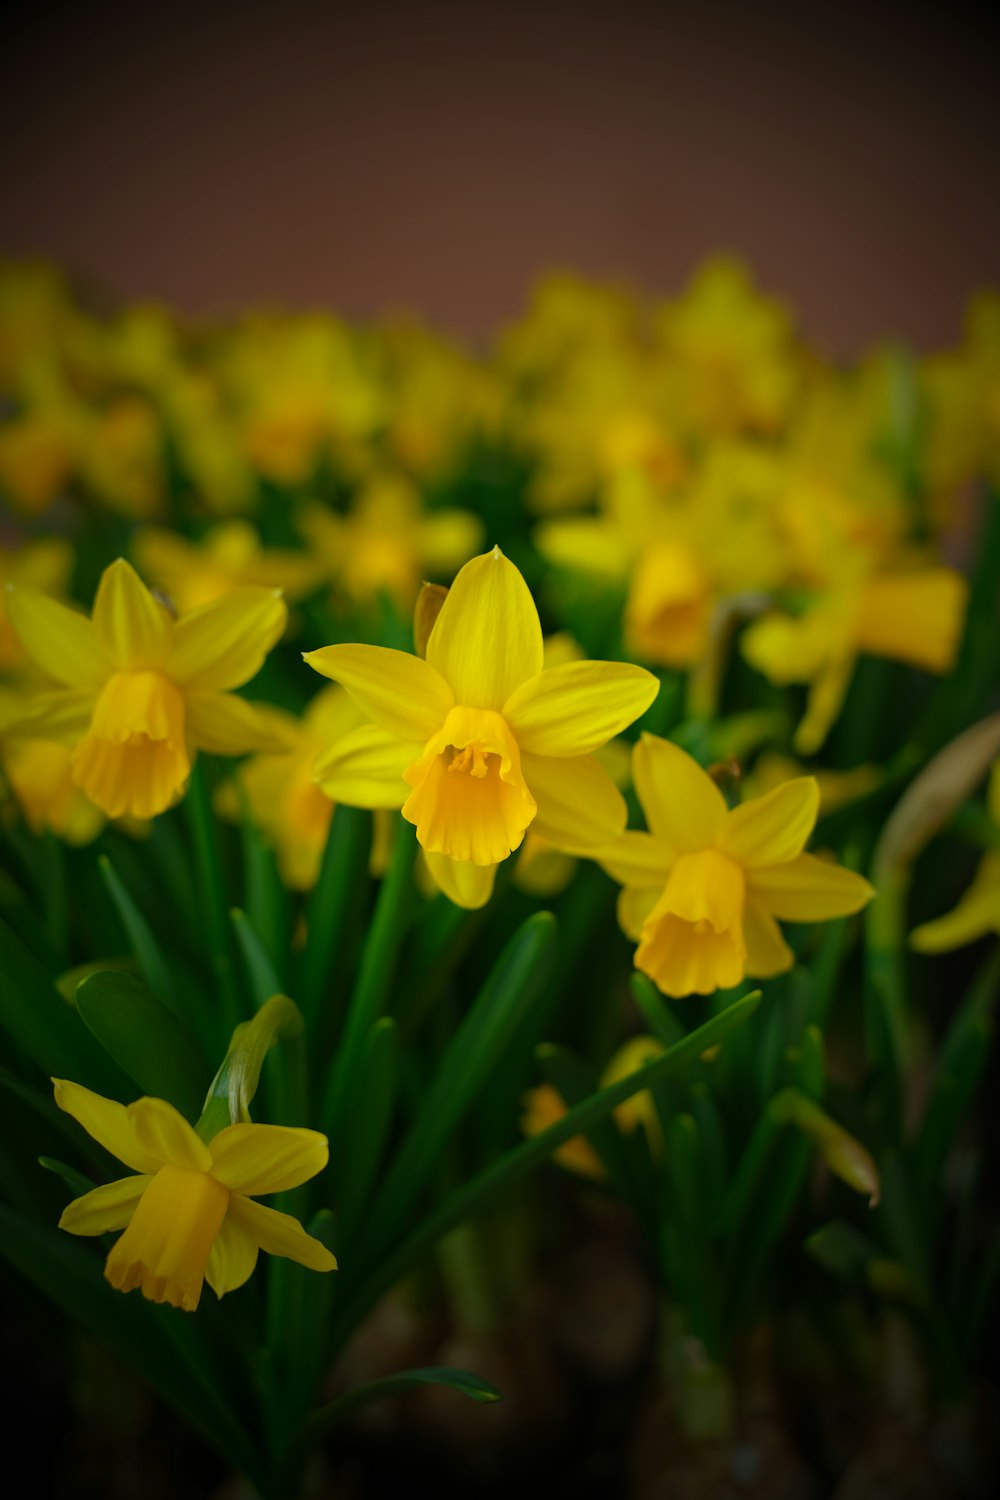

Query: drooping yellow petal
[[58, 1175, 150, 1236], [5, 584, 110, 688], [597, 830, 674, 887], [522, 751, 627, 852], [425, 546, 543, 709], [748, 852, 874, 921], [720, 777, 819, 869], [911, 859, 1000, 952], [534, 517, 631, 581], [92, 558, 172, 669], [422, 850, 497, 909], [742, 898, 795, 978], [104, 1164, 228, 1310], [126, 1097, 213, 1172], [208, 1123, 329, 1196], [225, 1194, 338, 1273], [632, 734, 727, 850], [52, 1079, 164, 1175], [854, 569, 968, 674], [205, 1211, 260, 1298], [303, 643, 453, 742], [185, 692, 290, 755], [72, 671, 190, 819], [168, 588, 287, 691], [403, 706, 536, 864], [313, 723, 419, 808], [503, 660, 658, 757], [794, 652, 856, 756]]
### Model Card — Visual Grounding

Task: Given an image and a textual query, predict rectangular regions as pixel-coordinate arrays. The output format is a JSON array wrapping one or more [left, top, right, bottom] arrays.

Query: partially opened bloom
[[911, 762, 1000, 953], [600, 735, 874, 997], [54, 1079, 337, 1311], [305, 546, 658, 908], [6, 558, 287, 819], [521, 1035, 666, 1178]]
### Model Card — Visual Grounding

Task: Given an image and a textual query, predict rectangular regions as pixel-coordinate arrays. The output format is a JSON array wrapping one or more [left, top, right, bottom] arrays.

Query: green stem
[[185, 761, 240, 1035]]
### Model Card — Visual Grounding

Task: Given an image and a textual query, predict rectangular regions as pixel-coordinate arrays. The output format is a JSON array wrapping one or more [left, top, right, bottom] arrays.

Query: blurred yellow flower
[[0, 535, 74, 670], [134, 521, 322, 615], [54, 1078, 336, 1311], [0, 687, 103, 844], [298, 474, 483, 611], [305, 546, 657, 908], [6, 558, 287, 819], [600, 735, 874, 997], [742, 566, 968, 754], [218, 685, 359, 890]]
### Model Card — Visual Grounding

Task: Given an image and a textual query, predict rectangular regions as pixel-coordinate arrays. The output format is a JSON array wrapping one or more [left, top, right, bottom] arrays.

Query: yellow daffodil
[[298, 474, 483, 612], [133, 521, 322, 615], [304, 546, 658, 908], [599, 735, 874, 997], [742, 566, 968, 754], [911, 763, 1000, 953], [217, 686, 360, 890], [6, 558, 287, 819], [53, 1079, 336, 1311], [521, 1035, 665, 1178]]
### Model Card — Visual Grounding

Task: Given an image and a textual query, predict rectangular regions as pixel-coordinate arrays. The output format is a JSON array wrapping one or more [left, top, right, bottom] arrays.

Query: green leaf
[[356, 911, 558, 1261], [333, 991, 761, 1344], [38, 1156, 97, 1198], [0, 918, 125, 1094], [75, 971, 205, 1119], [297, 806, 372, 1037], [231, 908, 283, 1011], [805, 1219, 880, 1284], [304, 1364, 502, 1440], [629, 973, 686, 1049], [336, 1019, 401, 1240], [99, 856, 179, 1017]]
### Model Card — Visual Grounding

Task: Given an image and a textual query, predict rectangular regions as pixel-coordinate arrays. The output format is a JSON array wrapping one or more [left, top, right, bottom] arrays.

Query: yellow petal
[[742, 899, 795, 978], [72, 671, 189, 820], [186, 692, 289, 755], [205, 1211, 260, 1298], [226, 1195, 338, 1273], [522, 751, 627, 852], [52, 1079, 163, 1175], [5, 584, 110, 688], [911, 865, 1000, 952], [425, 546, 543, 708], [503, 660, 658, 756], [598, 830, 674, 887], [303, 643, 452, 741], [9, 689, 97, 745], [794, 654, 856, 756], [126, 1096, 212, 1172], [855, 569, 968, 674], [534, 517, 631, 580], [617, 884, 660, 941], [208, 1124, 329, 1196], [720, 778, 819, 868], [632, 734, 727, 850], [168, 588, 287, 690], [418, 508, 485, 570], [58, 1175, 150, 1235], [313, 723, 419, 808], [92, 558, 172, 669], [422, 850, 497, 909], [749, 853, 874, 921]]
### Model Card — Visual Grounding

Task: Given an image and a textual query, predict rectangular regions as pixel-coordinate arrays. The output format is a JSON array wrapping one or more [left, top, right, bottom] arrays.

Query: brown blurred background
[[1, 0, 998, 354]]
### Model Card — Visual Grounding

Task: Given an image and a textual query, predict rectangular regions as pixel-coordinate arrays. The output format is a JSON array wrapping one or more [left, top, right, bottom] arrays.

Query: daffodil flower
[[6, 558, 287, 819], [742, 567, 968, 754], [600, 735, 874, 997], [911, 763, 1000, 953], [53, 1079, 336, 1311], [133, 520, 323, 614], [304, 546, 658, 908]]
